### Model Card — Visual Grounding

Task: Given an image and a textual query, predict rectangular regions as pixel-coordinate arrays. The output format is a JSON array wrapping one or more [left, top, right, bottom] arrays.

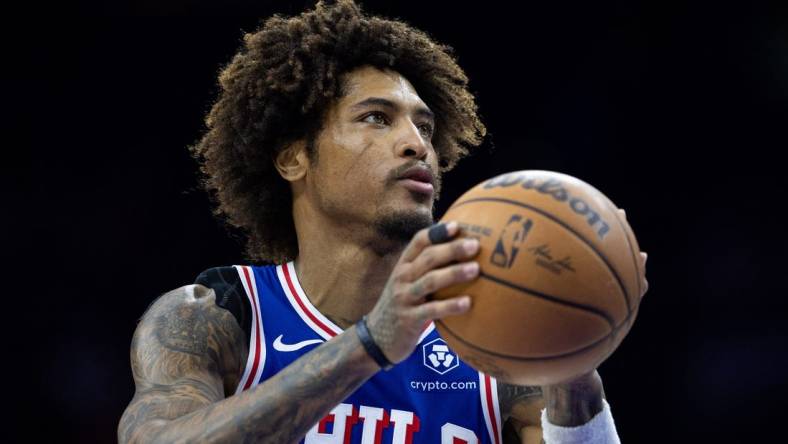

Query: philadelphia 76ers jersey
[[231, 262, 503, 444]]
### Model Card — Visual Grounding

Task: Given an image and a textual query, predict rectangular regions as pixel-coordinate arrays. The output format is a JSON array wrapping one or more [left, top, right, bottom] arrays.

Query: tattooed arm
[[543, 370, 606, 427], [498, 383, 545, 444], [498, 372, 607, 444], [117, 283, 380, 444]]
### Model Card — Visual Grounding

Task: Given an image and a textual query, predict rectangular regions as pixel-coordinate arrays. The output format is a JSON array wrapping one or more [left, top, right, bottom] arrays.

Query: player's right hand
[[365, 221, 479, 365]]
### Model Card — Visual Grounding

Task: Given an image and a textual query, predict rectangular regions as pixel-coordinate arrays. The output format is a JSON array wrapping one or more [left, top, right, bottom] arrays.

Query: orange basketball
[[433, 170, 643, 386]]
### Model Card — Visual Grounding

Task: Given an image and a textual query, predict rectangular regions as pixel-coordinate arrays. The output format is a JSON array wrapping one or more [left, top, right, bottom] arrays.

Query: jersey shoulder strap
[[194, 266, 252, 348]]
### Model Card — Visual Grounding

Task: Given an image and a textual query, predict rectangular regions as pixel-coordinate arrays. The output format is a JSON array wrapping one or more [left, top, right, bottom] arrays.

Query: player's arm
[[499, 372, 608, 444], [543, 370, 606, 426], [117, 283, 381, 444], [498, 383, 545, 444]]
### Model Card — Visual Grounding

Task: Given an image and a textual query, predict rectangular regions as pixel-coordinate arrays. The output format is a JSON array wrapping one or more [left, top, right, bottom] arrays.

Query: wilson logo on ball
[[483, 174, 611, 240], [490, 214, 534, 269], [422, 338, 459, 375]]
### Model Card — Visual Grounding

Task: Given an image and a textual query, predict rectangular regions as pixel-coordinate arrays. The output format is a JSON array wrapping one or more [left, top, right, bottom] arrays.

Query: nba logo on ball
[[422, 338, 459, 374], [490, 214, 534, 268]]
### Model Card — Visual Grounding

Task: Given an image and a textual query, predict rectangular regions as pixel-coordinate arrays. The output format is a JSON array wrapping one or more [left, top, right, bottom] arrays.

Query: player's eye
[[418, 122, 434, 138], [362, 111, 389, 126]]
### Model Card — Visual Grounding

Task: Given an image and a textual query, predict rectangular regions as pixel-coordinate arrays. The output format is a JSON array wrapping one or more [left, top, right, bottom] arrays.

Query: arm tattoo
[[498, 382, 544, 444], [118, 284, 379, 444], [153, 302, 209, 356], [497, 382, 543, 420], [544, 376, 605, 427]]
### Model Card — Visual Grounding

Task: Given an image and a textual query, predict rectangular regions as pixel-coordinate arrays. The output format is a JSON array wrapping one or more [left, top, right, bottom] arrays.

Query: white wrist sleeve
[[541, 399, 621, 444]]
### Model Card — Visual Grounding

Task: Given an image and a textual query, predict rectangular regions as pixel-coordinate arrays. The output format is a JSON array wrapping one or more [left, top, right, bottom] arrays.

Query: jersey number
[[304, 403, 478, 444]]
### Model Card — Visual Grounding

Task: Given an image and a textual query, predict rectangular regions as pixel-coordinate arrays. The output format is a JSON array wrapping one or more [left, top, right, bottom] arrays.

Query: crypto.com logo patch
[[422, 338, 459, 375]]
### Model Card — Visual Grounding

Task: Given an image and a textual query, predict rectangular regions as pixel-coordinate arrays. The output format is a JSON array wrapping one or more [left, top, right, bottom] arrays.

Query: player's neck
[[292, 213, 403, 330]]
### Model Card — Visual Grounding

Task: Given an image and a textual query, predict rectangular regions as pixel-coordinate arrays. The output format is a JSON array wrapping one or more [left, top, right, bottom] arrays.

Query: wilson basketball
[[433, 170, 643, 386]]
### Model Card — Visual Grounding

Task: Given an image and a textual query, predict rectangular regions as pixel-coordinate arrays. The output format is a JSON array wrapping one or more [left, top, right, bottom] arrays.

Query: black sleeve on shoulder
[[195, 266, 252, 349]]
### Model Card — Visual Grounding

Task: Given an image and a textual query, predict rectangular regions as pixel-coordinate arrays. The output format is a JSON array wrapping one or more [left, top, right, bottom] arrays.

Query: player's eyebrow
[[350, 97, 434, 121]]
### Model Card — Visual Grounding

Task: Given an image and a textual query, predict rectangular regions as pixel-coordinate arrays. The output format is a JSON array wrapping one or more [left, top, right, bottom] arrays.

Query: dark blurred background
[[6, 0, 787, 442]]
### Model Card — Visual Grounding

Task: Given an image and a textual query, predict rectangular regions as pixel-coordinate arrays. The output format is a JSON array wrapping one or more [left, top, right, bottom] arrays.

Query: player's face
[[307, 65, 441, 244]]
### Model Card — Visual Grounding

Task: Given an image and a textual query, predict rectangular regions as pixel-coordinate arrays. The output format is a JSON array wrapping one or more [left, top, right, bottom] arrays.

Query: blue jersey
[[230, 262, 503, 444]]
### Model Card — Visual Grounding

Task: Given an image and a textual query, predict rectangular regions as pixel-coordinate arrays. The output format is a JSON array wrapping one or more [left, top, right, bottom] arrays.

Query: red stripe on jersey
[[283, 263, 337, 338], [343, 407, 359, 444], [484, 374, 500, 444], [375, 410, 390, 444], [241, 266, 262, 391], [318, 414, 334, 434], [404, 414, 420, 444]]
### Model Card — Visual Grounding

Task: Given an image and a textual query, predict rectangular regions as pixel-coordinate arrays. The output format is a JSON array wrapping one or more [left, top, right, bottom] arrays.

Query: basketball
[[433, 170, 643, 386]]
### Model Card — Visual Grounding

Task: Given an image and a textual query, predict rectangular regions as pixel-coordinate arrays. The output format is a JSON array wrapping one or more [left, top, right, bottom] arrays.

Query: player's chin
[[374, 206, 434, 244], [399, 197, 435, 223]]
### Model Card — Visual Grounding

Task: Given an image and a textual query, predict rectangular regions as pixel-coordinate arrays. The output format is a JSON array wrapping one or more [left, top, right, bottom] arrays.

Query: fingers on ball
[[410, 237, 479, 276], [417, 295, 471, 320], [408, 262, 479, 300]]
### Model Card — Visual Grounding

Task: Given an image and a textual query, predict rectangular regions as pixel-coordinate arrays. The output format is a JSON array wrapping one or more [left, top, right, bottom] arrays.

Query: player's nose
[[395, 119, 430, 161]]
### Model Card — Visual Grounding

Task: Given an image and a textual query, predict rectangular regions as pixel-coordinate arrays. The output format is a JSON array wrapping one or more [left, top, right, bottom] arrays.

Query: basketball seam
[[451, 197, 631, 316], [478, 271, 615, 328], [436, 301, 638, 361]]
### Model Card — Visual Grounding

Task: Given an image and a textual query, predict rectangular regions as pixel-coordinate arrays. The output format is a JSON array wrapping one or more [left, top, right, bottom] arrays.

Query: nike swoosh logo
[[272, 334, 324, 352]]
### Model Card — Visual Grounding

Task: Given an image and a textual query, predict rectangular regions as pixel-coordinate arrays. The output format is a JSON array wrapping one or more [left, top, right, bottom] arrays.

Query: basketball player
[[118, 1, 648, 443]]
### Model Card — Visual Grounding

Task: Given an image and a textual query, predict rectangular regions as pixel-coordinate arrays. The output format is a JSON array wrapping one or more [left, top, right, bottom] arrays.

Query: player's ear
[[274, 139, 309, 182]]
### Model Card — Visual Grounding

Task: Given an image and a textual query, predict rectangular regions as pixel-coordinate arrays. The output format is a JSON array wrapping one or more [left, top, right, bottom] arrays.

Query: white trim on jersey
[[489, 376, 503, 444], [417, 322, 436, 343], [277, 262, 341, 340], [286, 261, 343, 336], [479, 373, 503, 444], [234, 265, 266, 394]]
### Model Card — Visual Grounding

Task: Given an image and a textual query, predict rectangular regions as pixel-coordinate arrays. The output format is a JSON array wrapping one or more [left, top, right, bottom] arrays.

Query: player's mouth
[[397, 166, 435, 197]]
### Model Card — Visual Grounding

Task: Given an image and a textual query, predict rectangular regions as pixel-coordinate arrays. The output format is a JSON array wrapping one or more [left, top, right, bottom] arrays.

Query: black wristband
[[355, 316, 393, 370]]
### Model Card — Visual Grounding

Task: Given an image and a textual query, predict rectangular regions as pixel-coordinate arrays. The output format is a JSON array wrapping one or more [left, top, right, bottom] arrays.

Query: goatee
[[373, 211, 434, 254]]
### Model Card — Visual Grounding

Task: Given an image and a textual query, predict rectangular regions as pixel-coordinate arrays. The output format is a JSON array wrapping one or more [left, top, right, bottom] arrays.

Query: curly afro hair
[[191, 0, 486, 264]]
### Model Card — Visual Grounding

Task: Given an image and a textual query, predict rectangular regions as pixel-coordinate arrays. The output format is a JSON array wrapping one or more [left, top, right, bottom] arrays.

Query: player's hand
[[365, 221, 479, 365]]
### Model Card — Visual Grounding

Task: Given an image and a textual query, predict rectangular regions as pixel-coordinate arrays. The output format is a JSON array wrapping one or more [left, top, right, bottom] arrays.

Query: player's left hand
[[542, 209, 648, 426]]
